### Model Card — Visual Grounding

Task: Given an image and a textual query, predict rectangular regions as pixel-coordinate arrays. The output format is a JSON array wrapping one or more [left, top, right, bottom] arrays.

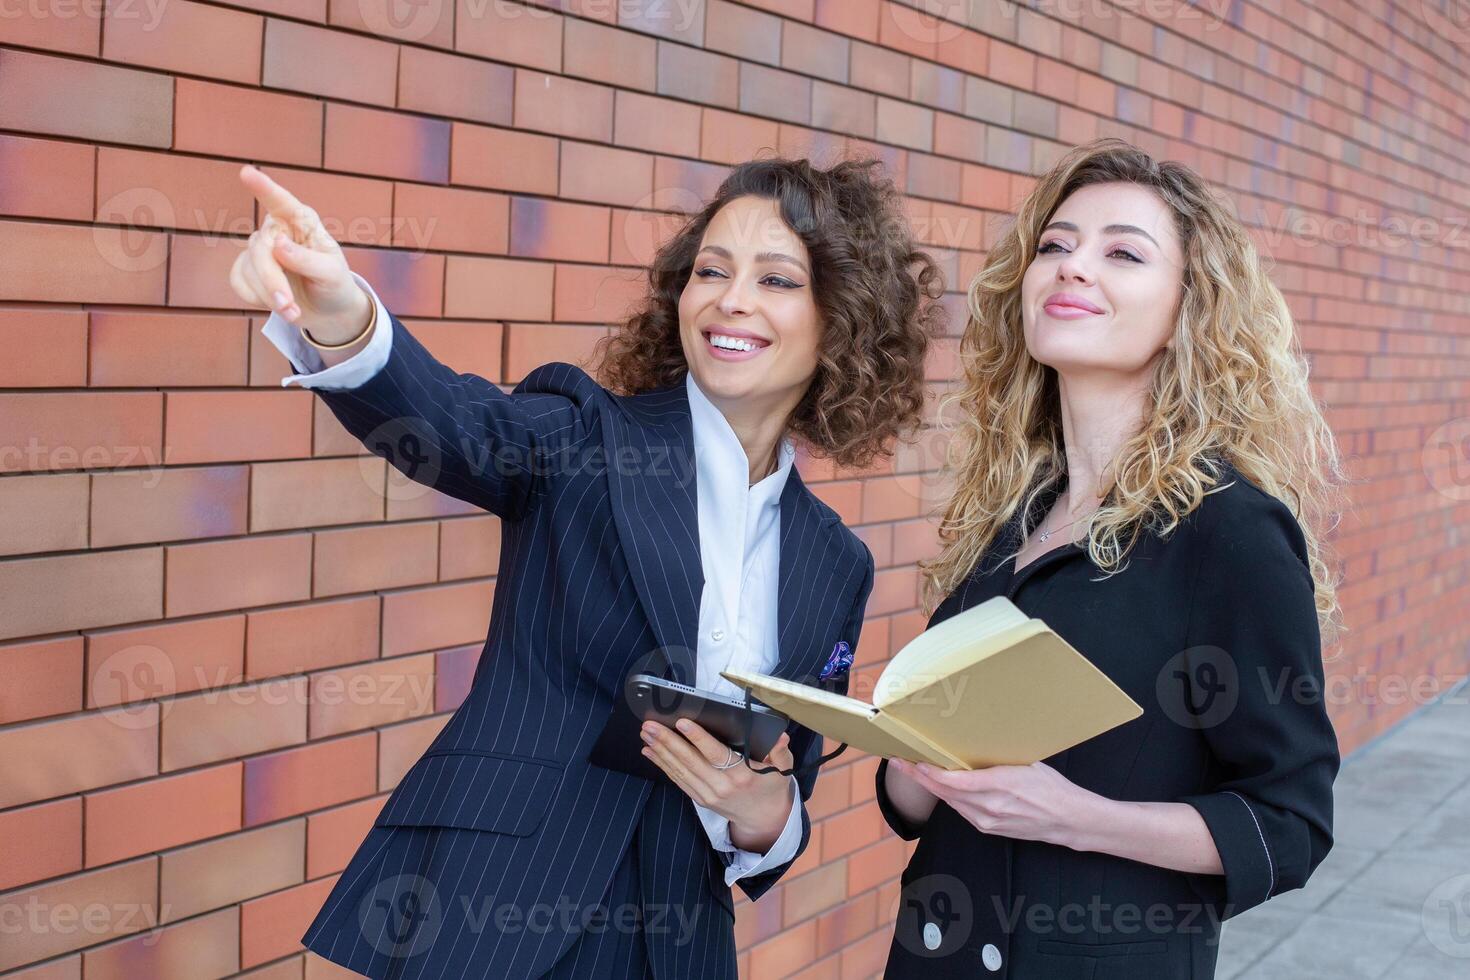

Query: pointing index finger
[[240, 164, 316, 240]]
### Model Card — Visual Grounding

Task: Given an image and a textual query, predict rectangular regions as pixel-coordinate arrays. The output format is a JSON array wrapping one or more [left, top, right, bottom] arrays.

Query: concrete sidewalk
[[1218, 680, 1470, 978]]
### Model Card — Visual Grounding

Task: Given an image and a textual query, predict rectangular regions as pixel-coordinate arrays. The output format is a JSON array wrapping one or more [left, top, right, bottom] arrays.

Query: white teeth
[[709, 333, 760, 352]]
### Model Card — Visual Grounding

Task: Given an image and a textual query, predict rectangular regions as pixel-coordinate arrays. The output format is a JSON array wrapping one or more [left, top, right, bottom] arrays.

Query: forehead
[[702, 195, 807, 257], [1050, 182, 1180, 253]]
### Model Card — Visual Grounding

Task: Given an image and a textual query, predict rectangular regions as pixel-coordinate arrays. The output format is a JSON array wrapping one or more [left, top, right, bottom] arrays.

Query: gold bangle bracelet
[[301, 297, 377, 351]]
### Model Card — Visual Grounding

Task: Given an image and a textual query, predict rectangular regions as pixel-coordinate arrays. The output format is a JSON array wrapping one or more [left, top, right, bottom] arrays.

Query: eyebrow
[[697, 244, 810, 276], [1042, 221, 1161, 250]]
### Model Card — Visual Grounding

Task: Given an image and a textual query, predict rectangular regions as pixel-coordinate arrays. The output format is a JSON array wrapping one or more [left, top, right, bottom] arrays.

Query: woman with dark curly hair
[[231, 155, 942, 979]]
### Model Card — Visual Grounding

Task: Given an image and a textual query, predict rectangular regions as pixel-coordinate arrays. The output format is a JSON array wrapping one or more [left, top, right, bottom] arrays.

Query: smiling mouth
[[703, 330, 771, 353]]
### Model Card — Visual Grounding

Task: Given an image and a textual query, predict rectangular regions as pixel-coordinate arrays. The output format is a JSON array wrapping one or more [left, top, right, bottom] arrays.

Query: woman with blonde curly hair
[[875, 138, 1347, 979], [233, 154, 940, 979]]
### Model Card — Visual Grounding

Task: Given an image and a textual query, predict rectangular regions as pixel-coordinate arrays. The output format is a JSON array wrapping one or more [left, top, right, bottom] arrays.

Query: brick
[[814, 0, 879, 42], [159, 816, 305, 922], [82, 906, 239, 979], [398, 45, 513, 126], [175, 78, 321, 167], [86, 615, 247, 708], [849, 40, 908, 99], [404, 318, 504, 382], [875, 97, 932, 151], [89, 310, 249, 386], [935, 25, 988, 75], [84, 763, 242, 866], [456, 0, 563, 71], [438, 514, 501, 580], [505, 324, 610, 381], [812, 82, 876, 139], [610, 206, 685, 266], [749, 919, 819, 979], [879, 1, 938, 60], [0, 135, 95, 221], [0, 797, 82, 891], [250, 457, 386, 532], [246, 595, 381, 679], [740, 64, 812, 125], [1, 0, 99, 55], [314, 520, 439, 597], [165, 533, 313, 617], [0, 48, 171, 147], [263, 18, 399, 107], [342, 246, 445, 317], [988, 38, 1035, 90], [380, 580, 494, 656], [378, 712, 449, 788], [559, 141, 655, 209], [309, 652, 436, 738], [552, 263, 647, 324], [613, 91, 702, 159], [911, 60, 965, 114], [514, 195, 611, 262], [450, 122, 560, 195], [782, 23, 849, 84], [91, 464, 248, 548], [619, 0, 704, 44], [656, 42, 739, 109], [335, 0, 452, 45], [700, 108, 781, 165], [306, 795, 385, 878], [565, 17, 656, 91], [393, 182, 509, 255], [242, 733, 376, 825], [163, 390, 311, 466], [0, 548, 163, 643], [0, 705, 158, 808], [783, 859, 848, 925], [241, 875, 339, 969], [0, 219, 166, 305], [0, 636, 83, 725], [513, 70, 615, 141], [707, 1, 782, 65], [324, 104, 450, 183], [0, 474, 88, 557], [0, 858, 159, 971], [444, 254, 555, 320], [650, 157, 727, 211], [906, 153, 962, 203], [104, 0, 263, 84], [160, 676, 308, 771], [933, 112, 986, 163]]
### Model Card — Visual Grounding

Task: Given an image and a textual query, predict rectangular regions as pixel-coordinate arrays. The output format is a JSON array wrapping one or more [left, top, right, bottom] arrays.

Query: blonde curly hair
[[922, 138, 1349, 650]]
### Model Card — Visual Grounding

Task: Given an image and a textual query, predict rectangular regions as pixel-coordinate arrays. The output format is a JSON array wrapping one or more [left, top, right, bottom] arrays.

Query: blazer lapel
[[604, 384, 703, 679], [770, 470, 863, 683]]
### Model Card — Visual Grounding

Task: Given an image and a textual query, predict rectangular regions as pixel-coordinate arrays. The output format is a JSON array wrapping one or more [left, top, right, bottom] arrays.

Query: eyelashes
[[1036, 241, 1143, 263], [695, 268, 801, 288]]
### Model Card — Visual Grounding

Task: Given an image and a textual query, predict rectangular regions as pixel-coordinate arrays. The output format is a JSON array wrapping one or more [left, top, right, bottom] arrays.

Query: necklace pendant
[[1037, 529, 1051, 543]]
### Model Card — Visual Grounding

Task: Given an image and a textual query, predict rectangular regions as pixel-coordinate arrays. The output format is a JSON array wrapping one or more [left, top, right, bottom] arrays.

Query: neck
[[1052, 369, 1151, 514]]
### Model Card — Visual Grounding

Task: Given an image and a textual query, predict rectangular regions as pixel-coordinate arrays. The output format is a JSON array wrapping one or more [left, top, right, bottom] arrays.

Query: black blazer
[[876, 459, 1338, 980], [295, 308, 875, 980]]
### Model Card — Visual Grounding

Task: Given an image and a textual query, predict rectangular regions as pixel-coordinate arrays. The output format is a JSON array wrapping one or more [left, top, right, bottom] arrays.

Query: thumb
[[273, 234, 341, 284]]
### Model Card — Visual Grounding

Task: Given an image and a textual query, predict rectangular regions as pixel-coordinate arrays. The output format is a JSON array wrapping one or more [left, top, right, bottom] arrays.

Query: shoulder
[[512, 361, 607, 404], [1189, 459, 1312, 581]]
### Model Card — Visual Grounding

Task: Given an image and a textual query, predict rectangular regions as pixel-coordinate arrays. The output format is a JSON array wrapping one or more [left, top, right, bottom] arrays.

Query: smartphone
[[625, 673, 789, 763]]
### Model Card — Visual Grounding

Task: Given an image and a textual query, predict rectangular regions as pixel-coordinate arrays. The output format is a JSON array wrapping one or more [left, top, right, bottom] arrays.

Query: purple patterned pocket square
[[818, 641, 853, 680]]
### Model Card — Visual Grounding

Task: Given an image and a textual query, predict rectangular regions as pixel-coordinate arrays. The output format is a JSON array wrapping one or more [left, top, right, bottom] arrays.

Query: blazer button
[[982, 942, 1002, 971], [711, 629, 726, 642], [922, 921, 942, 950]]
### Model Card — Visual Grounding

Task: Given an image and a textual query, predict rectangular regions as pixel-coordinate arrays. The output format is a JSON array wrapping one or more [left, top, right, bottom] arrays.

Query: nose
[[716, 272, 755, 317], [1055, 248, 1096, 285]]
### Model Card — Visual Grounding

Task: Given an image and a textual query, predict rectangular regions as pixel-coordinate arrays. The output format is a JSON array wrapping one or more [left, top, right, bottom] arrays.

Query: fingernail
[[272, 291, 288, 308], [675, 720, 689, 732], [285, 305, 300, 320]]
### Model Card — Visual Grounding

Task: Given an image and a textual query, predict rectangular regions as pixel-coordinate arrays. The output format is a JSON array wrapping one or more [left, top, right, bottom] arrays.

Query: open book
[[722, 596, 1142, 770]]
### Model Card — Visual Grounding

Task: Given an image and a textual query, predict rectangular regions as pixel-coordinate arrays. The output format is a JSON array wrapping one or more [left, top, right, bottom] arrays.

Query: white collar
[[685, 372, 795, 503]]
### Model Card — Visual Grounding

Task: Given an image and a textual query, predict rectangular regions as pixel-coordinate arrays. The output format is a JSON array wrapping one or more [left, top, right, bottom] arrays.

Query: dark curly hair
[[593, 156, 945, 470]]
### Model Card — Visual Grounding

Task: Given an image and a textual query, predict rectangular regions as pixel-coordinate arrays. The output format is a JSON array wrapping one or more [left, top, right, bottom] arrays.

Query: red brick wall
[[2, 0, 1466, 976]]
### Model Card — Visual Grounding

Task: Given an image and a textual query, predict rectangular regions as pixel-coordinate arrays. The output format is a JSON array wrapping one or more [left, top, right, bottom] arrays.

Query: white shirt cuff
[[259, 270, 392, 390], [693, 775, 803, 887]]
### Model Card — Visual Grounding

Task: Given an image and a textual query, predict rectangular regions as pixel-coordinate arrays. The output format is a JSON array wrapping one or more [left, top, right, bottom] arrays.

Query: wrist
[[729, 778, 794, 852], [1066, 791, 1126, 853], [304, 282, 374, 346]]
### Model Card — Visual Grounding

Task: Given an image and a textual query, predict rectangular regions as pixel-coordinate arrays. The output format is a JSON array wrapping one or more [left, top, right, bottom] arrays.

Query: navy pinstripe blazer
[[297, 306, 875, 979]]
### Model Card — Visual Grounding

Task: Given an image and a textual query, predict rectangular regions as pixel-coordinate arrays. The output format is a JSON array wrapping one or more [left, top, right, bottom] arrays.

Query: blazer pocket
[[374, 749, 564, 837], [1036, 938, 1168, 958]]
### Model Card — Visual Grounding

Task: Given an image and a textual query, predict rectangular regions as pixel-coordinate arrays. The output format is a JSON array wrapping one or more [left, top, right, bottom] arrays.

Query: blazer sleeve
[[734, 541, 876, 903], [1176, 488, 1340, 920], [284, 288, 603, 521]]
